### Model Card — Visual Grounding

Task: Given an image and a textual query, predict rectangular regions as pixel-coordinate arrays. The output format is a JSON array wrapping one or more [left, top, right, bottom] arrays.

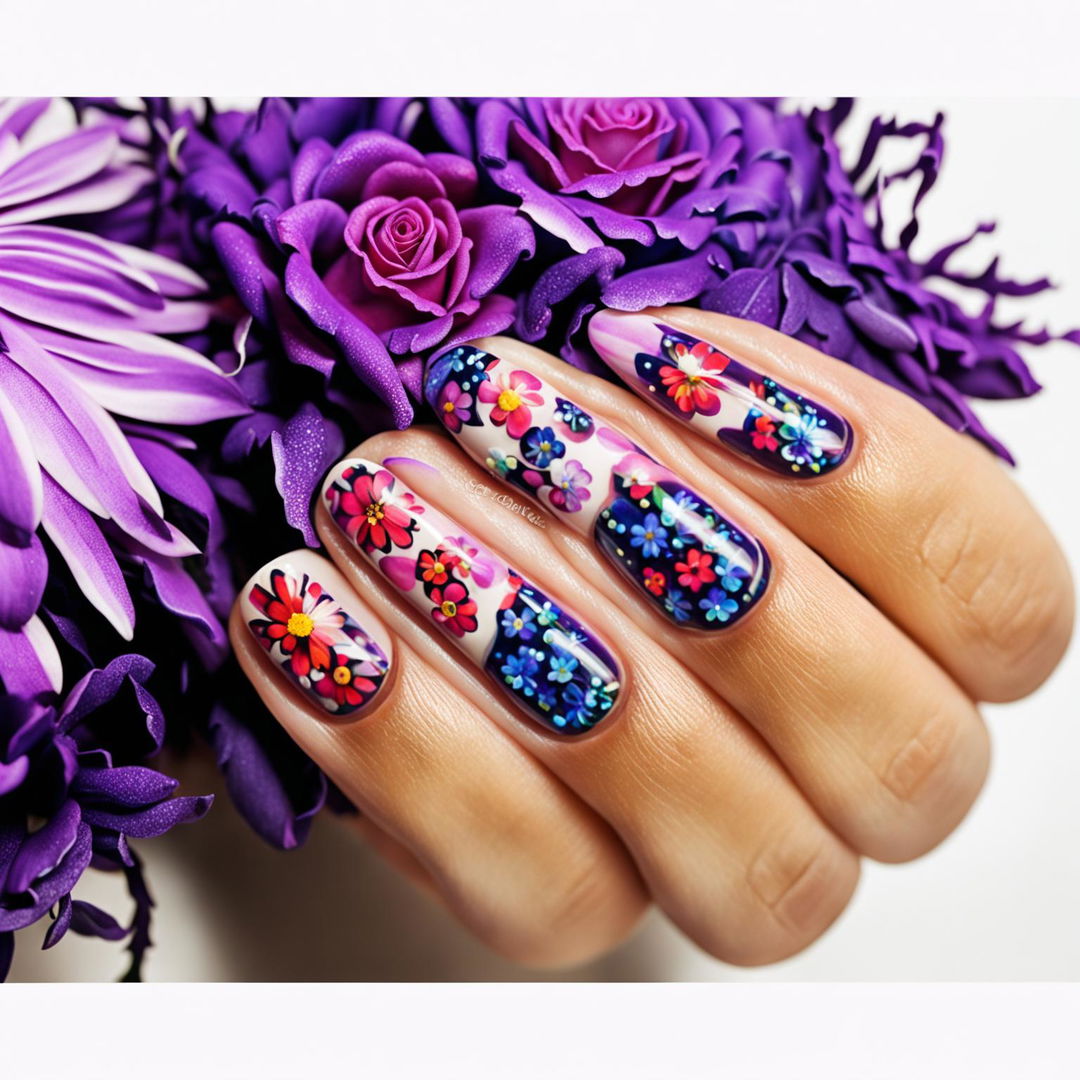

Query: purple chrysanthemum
[[0, 98, 249, 695]]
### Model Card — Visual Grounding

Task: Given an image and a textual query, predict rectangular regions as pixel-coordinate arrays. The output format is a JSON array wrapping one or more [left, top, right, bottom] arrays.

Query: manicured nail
[[321, 459, 622, 736], [424, 346, 770, 631], [244, 563, 391, 716], [587, 310, 853, 478]]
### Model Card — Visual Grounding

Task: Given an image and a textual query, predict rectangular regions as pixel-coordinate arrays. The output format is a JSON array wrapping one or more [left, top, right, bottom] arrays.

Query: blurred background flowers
[[1, 96, 1072, 979]]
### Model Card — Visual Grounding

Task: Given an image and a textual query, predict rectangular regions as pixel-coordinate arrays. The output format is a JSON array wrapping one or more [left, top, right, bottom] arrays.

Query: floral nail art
[[425, 346, 769, 631], [246, 567, 390, 716], [323, 459, 621, 735], [588, 309, 854, 477]]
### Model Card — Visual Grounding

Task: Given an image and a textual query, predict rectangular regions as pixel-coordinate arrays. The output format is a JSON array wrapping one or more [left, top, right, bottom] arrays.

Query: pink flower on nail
[[436, 381, 474, 432], [615, 452, 663, 500], [442, 534, 496, 589], [478, 367, 543, 438]]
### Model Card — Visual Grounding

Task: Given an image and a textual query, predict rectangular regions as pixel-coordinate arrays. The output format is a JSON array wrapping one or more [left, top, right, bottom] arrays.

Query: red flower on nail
[[248, 570, 343, 678], [674, 548, 716, 593], [418, 548, 461, 588], [659, 340, 730, 416], [499, 572, 524, 610], [642, 566, 666, 596], [311, 647, 381, 709], [750, 415, 779, 452], [330, 465, 419, 553], [429, 581, 479, 636]]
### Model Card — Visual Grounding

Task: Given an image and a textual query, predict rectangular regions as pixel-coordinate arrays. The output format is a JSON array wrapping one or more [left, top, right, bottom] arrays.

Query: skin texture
[[229, 308, 1074, 970]]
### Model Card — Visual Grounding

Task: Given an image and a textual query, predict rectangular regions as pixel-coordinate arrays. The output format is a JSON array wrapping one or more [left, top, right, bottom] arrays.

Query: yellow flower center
[[432, 561, 445, 576], [286, 612, 314, 638], [365, 502, 384, 524], [540, 441, 551, 452], [513, 618, 524, 631], [497, 388, 522, 412], [332, 665, 352, 685], [440, 600, 458, 618], [442, 400, 455, 413]]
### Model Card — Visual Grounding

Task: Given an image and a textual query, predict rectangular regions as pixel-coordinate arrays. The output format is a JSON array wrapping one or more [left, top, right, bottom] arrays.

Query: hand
[[229, 306, 1073, 969]]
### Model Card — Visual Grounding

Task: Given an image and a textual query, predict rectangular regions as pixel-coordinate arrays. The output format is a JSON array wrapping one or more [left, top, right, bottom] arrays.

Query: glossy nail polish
[[244, 563, 391, 716], [424, 346, 769, 631], [588, 310, 854, 477], [321, 459, 622, 736]]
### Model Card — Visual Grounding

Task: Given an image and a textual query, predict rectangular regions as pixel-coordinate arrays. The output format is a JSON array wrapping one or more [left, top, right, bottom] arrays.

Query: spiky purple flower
[[0, 654, 212, 981]]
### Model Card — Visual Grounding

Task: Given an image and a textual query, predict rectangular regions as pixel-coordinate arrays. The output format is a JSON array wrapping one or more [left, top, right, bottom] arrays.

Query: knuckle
[[878, 706, 961, 807], [916, 495, 1070, 698], [730, 832, 856, 965], [855, 704, 989, 863], [489, 856, 644, 970]]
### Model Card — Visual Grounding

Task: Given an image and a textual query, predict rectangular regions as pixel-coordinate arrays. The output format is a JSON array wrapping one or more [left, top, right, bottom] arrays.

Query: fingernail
[[321, 459, 622, 736], [587, 310, 854, 478], [244, 562, 392, 717], [424, 345, 769, 631]]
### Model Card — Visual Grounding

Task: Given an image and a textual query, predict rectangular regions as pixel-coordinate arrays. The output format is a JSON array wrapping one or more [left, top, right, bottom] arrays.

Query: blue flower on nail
[[501, 647, 540, 691], [554, 398, 594, 434], [536, 684, 558, 711], [548, 652, 579, 683], [500, 607, 537, 641], [662, 588, 694, 622], [630, 512, 669, 558], [535, 600, 560, 627], [778, 409, 826, 466], [718, 559, 749, 594], [699, 587, 740, 623], [553, 682, 590, 729], [522, 425, 566, 468], [660, 489, 701, 533]]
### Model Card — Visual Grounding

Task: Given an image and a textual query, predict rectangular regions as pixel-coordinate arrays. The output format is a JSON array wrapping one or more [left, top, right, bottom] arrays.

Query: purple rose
[[475, 97, 740, 253], [183, 105, 535, 427]]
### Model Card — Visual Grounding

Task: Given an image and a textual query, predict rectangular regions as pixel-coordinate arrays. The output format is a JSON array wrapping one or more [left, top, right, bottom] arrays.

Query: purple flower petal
[[270, 402, 345, 547], [42, 892, 73, 949], [81, 794, 213, 839], [283, 253, 412, 426], [40, 472, 135, 639], [0, 534, 47, 631], [0, 756, 30, 797], [70, 900, 128, 942], [206, 705, 327, 850], [4, 799, 81, 896], [72, 766, 179, 807], [0, 384, 42, 546], [0, 614, 62, 695]]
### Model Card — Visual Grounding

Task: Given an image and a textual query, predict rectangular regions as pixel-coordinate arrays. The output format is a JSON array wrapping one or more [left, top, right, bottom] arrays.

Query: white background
[[9, 97, 1079, 985]]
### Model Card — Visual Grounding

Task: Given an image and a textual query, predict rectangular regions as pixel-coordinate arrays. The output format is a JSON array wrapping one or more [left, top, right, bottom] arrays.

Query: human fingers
[[319, 441, 859, 965], [230, 550, 647, 968], [423, 339, 989, 862], [588, 307, 1074, 703]]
